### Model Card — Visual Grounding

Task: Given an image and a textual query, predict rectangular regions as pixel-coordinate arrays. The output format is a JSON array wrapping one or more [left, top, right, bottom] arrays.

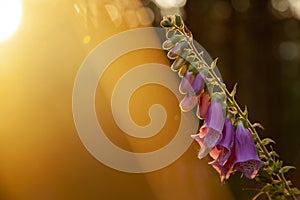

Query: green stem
[[279, 172, 297, 200], [180, 29, 297, 200]]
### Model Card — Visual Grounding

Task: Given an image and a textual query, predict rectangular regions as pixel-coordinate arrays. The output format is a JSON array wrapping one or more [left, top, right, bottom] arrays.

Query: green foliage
[[160, 14, 299, 200], [261, 138, 276, 146], [279, 166, 296, 174], [210, 57, 218, 69], [230, 83, 238, 98]]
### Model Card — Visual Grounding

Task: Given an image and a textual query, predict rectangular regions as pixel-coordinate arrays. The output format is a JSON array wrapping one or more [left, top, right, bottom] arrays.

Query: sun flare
[[0, 0, 23, 43]]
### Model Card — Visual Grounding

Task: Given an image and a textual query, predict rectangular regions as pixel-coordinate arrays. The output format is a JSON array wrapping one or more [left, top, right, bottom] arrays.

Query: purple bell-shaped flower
[[191, 99, 226, 159], [210, 117, 235, 165], [209, 118, 235, 182], [234, 121, 262, 179]]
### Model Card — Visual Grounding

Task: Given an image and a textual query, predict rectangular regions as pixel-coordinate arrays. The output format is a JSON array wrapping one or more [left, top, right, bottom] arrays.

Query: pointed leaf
[[270, 151, 279, 157], [261, 138, 276, 146], [279, 166, 296, 174], [230, 83, 238, 98], [262, 184, 272, 192], [291, 187, 300, 195], [243, 106, 248, 117], [253, 122, 265, 130], [210, 57, 218, 69], [252, 192, 265, 200]]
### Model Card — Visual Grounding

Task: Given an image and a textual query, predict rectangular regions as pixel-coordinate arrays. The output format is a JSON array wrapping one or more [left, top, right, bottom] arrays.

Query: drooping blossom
[[167, 40, 186, 59], [210, 117, 235, 164], [210, 146, 235, 183], [190, 71, 205, 95], [179, 70, 205, 112], [234, 121, 262, 179], [191, 99, 226, 159], [209, 118, 235, 182], [179, 70, 194, 95], [180, 94, 198, 112]]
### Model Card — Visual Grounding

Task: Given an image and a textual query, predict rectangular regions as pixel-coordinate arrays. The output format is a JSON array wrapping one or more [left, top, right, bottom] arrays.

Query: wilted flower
[[234, 121, 262, 179], [191, 99, 226, 159]]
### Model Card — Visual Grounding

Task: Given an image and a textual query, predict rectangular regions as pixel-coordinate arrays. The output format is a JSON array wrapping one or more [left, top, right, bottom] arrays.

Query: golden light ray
[[0, 0, 23, 43]]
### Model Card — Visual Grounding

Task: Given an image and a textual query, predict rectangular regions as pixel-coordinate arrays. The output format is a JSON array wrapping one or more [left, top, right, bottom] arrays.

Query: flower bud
[[160, 18, 173, 28]]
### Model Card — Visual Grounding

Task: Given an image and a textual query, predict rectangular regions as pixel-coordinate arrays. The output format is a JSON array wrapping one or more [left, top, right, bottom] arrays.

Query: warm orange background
[[0, 1, 233, 199]]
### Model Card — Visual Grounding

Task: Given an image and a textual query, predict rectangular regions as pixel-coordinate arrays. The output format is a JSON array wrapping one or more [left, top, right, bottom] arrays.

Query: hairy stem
[[180, 29, 297, 200]]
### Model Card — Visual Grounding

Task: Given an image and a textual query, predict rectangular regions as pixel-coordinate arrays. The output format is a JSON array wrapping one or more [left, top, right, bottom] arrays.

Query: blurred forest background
[[0, 0, 299, 199], [151, 0, 300, 199]]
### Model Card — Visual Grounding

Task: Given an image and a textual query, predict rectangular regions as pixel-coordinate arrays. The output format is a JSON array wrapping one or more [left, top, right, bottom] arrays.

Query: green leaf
[[230, 83, 238, 98], [252, 192, 265, 200], [278, 161, 283, 169], [279, 166, 296, 174], [261, 138, 276, 146], [253, 122, 265, 130], [269, 151, 279, 158], [291, 187, 300, 195], [262, 184, 272, 192], [210, 57, 218, 69], [243, 106, 248, 117], [272, 160, 283, 173]]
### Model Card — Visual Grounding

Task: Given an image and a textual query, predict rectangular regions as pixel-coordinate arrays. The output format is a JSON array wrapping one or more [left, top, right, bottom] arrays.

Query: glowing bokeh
[[0, 0, 23, 43], [154, 0, 187, 9]]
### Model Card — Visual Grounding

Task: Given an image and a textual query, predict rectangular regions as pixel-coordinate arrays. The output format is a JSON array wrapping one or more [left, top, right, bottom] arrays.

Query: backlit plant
[[160, 14, 299, 200]]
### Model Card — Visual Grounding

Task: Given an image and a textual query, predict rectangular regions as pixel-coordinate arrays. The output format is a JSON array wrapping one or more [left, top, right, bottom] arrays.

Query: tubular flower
[[191, 100, 226, 159], [210, 117, 235, 165], [210, 146, 235, 183], [179, 70, 194, 94], [234, 121, 262, 179], [179, 71, 205, 112], [167, 40, 186, 59], [209, 118, 235, 182], [179, 94, 198, 112], [190, 72, 205, 95], [196, 91, 210, 119]]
